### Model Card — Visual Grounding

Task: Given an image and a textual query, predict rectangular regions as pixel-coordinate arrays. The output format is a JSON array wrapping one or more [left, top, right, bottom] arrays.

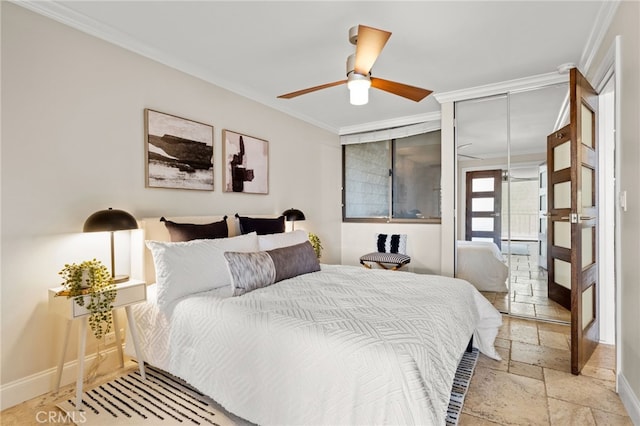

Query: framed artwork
[[222, 129, 269, 194], [144, 109, 214, 191]]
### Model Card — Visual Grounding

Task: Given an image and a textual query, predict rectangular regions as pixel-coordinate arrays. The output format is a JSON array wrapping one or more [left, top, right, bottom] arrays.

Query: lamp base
[[113, 274, 130, 284]]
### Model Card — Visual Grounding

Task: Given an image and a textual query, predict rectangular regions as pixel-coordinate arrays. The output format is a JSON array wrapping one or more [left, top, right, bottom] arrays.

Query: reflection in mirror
[[455, 95, 510, 308], [455, 83, 570, 323], [472, 178, 495, 192]]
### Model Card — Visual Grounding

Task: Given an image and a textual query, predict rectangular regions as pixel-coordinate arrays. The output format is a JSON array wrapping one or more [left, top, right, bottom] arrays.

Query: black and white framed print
[[222, 129, 269, 194], [144, 109, 214, 191]]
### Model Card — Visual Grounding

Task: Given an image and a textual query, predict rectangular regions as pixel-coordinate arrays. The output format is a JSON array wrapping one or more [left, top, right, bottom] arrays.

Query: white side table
[[48, 279, 147, 411]]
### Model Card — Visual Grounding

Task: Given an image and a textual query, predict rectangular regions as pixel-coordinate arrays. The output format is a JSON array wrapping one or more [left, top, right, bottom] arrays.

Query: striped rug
[[56, 366, 240, 425], [446, 347, 480, 426], [58, 350, 479, 425]]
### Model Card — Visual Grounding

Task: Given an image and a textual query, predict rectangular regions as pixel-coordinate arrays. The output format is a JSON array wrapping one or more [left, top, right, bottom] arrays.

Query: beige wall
[[341, 222, 442, 274], [1, 2, 342, 407], [587, 0, 640, 420]]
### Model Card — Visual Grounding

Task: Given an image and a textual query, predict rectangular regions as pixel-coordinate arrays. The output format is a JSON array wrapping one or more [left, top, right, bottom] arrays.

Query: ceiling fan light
[[347, 77, 371, 106]]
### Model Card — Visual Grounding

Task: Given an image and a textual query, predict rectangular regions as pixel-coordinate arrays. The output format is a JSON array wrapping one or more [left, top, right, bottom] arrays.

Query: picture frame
[[222, 129, 269, 194], [144, 109, 214, 191]]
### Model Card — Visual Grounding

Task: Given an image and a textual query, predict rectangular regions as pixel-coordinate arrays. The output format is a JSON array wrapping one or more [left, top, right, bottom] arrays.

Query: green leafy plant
[[308, 233, 323, 259], [58, 259, 116, 340]]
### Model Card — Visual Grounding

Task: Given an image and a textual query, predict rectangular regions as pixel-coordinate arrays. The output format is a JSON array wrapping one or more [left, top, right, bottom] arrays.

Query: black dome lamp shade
[[282, 208, 305, 231], [83, 208, 138, 283]]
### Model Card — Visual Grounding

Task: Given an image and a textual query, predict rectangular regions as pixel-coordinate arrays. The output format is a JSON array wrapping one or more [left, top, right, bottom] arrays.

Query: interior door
[[547, 126, 572, 311], [538, 163, 548, 269], [465, 169, 503, 248], [547, 68, 599, 375]]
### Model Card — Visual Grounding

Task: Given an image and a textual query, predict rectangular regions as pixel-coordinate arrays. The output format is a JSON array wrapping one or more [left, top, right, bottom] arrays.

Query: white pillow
[[258, 229, 309, 251], [146, 232, 259, 309]]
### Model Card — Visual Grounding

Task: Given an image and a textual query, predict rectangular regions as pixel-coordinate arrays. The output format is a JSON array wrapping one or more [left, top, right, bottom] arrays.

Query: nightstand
[[48, 279, 147, 411]]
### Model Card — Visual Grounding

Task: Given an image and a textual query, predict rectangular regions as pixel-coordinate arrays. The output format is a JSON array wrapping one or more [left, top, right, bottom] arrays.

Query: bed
[[126, 216, 503, 426], [456, 240, 509, 292]]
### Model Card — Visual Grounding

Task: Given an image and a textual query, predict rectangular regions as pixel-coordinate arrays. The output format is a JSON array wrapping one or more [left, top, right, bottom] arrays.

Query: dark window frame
[[342, 132, 442, 224]]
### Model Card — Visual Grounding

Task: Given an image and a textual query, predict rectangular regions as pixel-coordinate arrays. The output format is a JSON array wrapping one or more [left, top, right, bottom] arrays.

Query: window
[[502, 178, 539, 240], [343, 130, 441, 222]]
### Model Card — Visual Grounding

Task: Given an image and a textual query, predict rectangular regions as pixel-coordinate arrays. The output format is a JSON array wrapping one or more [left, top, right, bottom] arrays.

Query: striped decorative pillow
[[225, 241, 320, 296], [376, 234, 407, 255]]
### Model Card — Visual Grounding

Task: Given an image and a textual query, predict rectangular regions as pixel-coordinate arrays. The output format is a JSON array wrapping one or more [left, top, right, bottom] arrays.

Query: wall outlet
[[104, 328, 125, 346], [104, 332, 116, 345]]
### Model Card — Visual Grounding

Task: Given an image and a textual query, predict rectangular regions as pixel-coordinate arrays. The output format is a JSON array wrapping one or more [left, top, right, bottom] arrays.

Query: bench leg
[[360, 260, 372, 269], [361, 260, 407, 271]]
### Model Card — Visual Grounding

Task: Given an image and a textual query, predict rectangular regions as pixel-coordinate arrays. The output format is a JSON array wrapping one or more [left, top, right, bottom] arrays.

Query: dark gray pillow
[[225, 241, 320, 296], [160, 216, 228, 242], [235, 214, 285, 235], [268, 241, 321, 282]]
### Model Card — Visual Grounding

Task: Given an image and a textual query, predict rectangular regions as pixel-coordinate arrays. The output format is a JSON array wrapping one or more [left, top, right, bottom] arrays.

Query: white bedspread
[[128, 264, 502, 426], [457, 241, 509, 292]]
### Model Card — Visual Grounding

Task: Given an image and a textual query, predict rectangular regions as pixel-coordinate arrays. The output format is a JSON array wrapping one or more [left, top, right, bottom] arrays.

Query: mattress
[[457, 240, 509, 292], [127, 264, 502, 425]]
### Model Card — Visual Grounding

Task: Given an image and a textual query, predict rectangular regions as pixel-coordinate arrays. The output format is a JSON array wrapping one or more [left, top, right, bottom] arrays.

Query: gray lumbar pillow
[[224, 241, 320, 296]]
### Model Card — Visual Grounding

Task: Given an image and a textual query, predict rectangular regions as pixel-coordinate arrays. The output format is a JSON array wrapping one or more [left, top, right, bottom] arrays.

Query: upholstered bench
[[359, 252, 411, 270], [359, 233, 411, 270]]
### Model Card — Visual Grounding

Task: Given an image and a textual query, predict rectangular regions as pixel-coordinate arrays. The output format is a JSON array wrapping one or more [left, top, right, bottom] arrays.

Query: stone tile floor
[[460, 315, 632, 425], [483, 242, 571, 322], [1, 316, 632, 425]]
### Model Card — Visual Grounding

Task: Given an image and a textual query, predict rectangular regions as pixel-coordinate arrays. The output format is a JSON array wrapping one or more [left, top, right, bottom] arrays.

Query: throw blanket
[[130, 264, 502, 425]]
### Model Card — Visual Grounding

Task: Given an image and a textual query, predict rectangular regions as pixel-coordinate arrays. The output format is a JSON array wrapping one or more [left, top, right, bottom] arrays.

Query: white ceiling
[[456, 82, 569, 158], [19, 1, 610, 135]]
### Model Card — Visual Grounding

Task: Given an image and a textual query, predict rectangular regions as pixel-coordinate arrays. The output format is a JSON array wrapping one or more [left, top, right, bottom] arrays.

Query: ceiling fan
[[457, 143, 483, 160], [277, 25, 432, 105]]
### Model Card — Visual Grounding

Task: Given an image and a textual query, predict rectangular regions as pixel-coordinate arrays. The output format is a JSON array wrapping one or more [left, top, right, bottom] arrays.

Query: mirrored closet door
[[455, 83, 570, 322]]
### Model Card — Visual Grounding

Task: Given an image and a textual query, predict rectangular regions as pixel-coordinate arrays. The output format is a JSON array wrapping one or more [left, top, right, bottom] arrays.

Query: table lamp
[[282, 208, 306, 231], [83, 207, 138, 283]]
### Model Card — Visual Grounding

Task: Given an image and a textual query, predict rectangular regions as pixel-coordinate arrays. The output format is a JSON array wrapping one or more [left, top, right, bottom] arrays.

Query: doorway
[[454, 68, 619, 376], [465, 169, 502, 248]]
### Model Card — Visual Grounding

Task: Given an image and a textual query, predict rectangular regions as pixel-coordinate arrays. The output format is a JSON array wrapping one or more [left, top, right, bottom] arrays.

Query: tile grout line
[[540, 320, 553, 425]]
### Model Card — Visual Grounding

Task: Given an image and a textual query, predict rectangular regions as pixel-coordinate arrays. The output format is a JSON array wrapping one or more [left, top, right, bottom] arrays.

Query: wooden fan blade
[[458, 153, 483, 160], [353, 25, 391, 75], [277, 80, 347, 99], [370, 77, 432, 102]]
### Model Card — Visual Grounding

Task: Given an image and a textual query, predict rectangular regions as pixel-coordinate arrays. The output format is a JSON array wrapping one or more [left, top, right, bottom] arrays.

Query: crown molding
[[554, 1, 620, 131], [12, 0, 168, 62], [433, 72, 568, 104], [338, 112, 441, 136], [14, 0, 617, 136], [11, 0, 340, 134], [433, 0, 619, 106], [578, 0, 621, 74]]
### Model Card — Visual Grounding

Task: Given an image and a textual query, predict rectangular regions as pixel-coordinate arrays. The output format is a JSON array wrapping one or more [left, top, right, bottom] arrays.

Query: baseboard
[[0, 346, 127, 411], [618, 372, 640, 425]]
